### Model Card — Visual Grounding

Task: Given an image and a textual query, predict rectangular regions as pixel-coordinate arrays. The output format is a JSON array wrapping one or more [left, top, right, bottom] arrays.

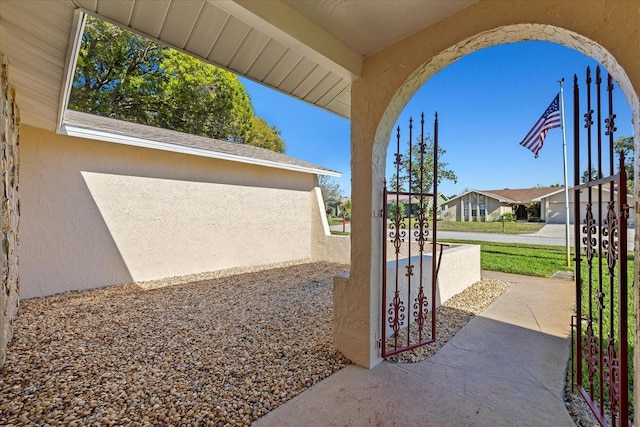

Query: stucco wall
[[0, 56, 20, 367], [310, 187, 350, 264], [20, 126, 320, 299], [344, 0, 640, 369]]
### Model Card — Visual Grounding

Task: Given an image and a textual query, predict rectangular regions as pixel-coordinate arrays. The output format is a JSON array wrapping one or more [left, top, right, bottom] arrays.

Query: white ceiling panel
[[94, 0, 134, 26], [184, 3, 228, 59], [130, 0, 171, 39], [279, 57, 317, 94], [305, 73, 343, 105], [292, 67, 330, 100], [206, 15, 251, 66], [263, 49, 304, 88], [227, 29, 270, 75], [245, 39, 288, 82], [316, 79, 350, 109], [158, 0, 206, 49]]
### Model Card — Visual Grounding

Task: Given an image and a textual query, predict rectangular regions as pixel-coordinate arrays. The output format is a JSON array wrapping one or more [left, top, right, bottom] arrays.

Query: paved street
[[329, 223, 635, 249]]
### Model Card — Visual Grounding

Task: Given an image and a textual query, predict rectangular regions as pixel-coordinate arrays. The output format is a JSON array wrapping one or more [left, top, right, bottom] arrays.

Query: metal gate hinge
[[376, 338, 382, 349]]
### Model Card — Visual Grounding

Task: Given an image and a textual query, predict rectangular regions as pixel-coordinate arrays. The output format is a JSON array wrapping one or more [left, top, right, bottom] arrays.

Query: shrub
[[502, 213, 516, 222]]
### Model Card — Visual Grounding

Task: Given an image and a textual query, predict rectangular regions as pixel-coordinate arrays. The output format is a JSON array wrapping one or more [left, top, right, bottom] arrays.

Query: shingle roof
[[62, 110, 340, 176], [481, 187, 561, 204], [445, 187, 562, 205]]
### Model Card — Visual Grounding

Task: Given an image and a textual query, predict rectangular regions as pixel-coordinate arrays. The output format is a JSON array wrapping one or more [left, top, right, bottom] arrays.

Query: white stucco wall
[[19, 126, 320, 299]]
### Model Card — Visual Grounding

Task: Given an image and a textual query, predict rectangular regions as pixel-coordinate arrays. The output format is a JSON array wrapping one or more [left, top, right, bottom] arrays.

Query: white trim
[[60, 124, 341, 177], [57, 10, 86, 133]]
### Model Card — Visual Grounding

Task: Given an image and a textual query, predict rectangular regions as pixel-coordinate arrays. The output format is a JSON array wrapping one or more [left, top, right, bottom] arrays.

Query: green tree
[[69, 16, 283, 150], [580, 136, 634, 191], [615, 136, 634, 192], [245, 117, 285, 153], [70, 18, 164, 122], [155, 49, 254, 142], [342, 199, 352, 218], [389, 135, 457, 195], [581, 167, 598, 183]]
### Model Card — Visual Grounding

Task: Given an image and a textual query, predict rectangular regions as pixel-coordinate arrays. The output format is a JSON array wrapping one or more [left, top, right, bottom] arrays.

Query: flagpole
[[559, 78, 571, 268]]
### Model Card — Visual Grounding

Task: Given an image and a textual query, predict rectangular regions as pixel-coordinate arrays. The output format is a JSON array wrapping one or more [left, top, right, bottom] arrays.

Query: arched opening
[[337, 19, 639, 384]]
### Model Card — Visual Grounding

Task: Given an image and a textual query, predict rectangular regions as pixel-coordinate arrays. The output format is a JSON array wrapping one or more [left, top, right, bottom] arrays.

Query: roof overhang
[[0, 0, 476, 132]]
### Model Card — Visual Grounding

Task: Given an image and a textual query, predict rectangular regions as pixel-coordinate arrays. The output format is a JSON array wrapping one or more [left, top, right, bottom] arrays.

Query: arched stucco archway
[[336, 5, 639, 417]]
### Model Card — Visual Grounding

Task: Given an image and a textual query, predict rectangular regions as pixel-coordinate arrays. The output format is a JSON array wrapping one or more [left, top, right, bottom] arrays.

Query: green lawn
[[439, 239, 573, 277], [388, 220, 545, 234], [435, 220, 545, 234], [329, 217, 349, 226]]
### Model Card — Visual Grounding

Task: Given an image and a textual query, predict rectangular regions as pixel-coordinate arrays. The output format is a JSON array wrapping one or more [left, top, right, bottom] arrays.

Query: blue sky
[[240, 41, 634, 198]]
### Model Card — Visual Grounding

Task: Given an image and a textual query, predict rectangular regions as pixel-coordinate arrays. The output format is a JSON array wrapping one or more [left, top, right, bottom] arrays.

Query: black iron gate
[[572, 66, 630, 426], [381, 113, 442, 358]]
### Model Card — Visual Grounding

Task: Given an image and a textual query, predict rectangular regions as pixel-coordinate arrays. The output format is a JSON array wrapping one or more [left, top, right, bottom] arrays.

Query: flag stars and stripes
[[519, 93, 562, 158]]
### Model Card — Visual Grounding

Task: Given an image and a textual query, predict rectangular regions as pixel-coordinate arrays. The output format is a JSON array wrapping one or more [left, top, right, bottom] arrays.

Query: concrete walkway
[[253, 272, 576, 426]]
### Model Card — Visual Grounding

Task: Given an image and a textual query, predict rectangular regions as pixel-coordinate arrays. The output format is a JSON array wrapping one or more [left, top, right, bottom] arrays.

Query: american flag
[[519, 94, 562, 158]]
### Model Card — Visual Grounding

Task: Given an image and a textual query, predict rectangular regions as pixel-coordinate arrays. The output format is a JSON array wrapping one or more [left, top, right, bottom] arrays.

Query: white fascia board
[[215, 0, 362, 80], [60, 124, 341, 177], [56, 9, 86, 132]]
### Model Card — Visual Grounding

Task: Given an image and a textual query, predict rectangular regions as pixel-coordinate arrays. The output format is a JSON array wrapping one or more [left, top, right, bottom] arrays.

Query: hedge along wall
[[0, 55, 20, 367]]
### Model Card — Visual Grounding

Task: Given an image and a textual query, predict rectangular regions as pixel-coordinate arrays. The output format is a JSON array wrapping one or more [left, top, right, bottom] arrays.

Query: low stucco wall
[[335, 243, 481, 365], [310, 187, 351, 264], [20, 126, 321, 299]]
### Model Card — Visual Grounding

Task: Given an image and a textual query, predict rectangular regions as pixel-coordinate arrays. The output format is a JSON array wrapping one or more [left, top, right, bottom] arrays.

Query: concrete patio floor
[[253, 271, 576, 426]]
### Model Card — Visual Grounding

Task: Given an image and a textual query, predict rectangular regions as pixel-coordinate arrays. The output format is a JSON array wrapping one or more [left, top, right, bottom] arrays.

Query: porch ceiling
[[0, 0, 476, 131]]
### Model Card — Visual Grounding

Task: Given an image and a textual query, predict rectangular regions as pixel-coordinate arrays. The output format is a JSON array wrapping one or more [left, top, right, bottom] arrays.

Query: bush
[[502, 213, 516, 222]]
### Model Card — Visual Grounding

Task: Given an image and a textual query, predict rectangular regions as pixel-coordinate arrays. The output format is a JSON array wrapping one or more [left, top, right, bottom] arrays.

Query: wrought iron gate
[[381, 113, 442, 358], [571, 66, 630, 426]]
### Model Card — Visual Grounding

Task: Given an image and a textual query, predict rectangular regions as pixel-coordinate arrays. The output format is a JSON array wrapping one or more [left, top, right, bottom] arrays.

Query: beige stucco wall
[[340, 0, 640, 370], [310, 187, 351, 264], [0, 55, 20, 367], [19, 126, 322, 299]]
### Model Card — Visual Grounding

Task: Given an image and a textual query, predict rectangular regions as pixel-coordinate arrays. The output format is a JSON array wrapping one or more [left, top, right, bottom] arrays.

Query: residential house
[[440, 187, 559, 222]]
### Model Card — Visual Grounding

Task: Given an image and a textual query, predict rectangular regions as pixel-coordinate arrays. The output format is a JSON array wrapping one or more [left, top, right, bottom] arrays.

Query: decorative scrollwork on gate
[[602, 200, 619, 276], [583, 321, 599, 391], [603, 338, 621, 425], [388, 291, 406, 343], [413, 208, 430, 253], [381, 113, 440, 358], [582, 204, 597, 265], [412, 286, 429, 340], [571, 66, 629, 426]]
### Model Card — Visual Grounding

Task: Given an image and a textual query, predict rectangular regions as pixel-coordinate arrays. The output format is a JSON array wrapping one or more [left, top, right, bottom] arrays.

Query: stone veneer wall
[[0, 55, 20, 367]]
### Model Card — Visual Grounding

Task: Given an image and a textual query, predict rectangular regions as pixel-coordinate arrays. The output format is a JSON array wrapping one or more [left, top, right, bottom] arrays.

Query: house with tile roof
[[439, 187, 561, 222], [19, 110, 348, 299]]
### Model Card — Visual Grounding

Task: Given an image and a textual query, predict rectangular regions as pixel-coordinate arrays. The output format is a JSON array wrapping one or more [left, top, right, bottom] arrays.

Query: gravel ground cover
[[2, 261, 586, 426], [1, 262, 349, 426]]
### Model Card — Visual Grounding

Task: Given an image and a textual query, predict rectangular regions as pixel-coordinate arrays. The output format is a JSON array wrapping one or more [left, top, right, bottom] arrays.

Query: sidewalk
[[253, 272, 576, 426]]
